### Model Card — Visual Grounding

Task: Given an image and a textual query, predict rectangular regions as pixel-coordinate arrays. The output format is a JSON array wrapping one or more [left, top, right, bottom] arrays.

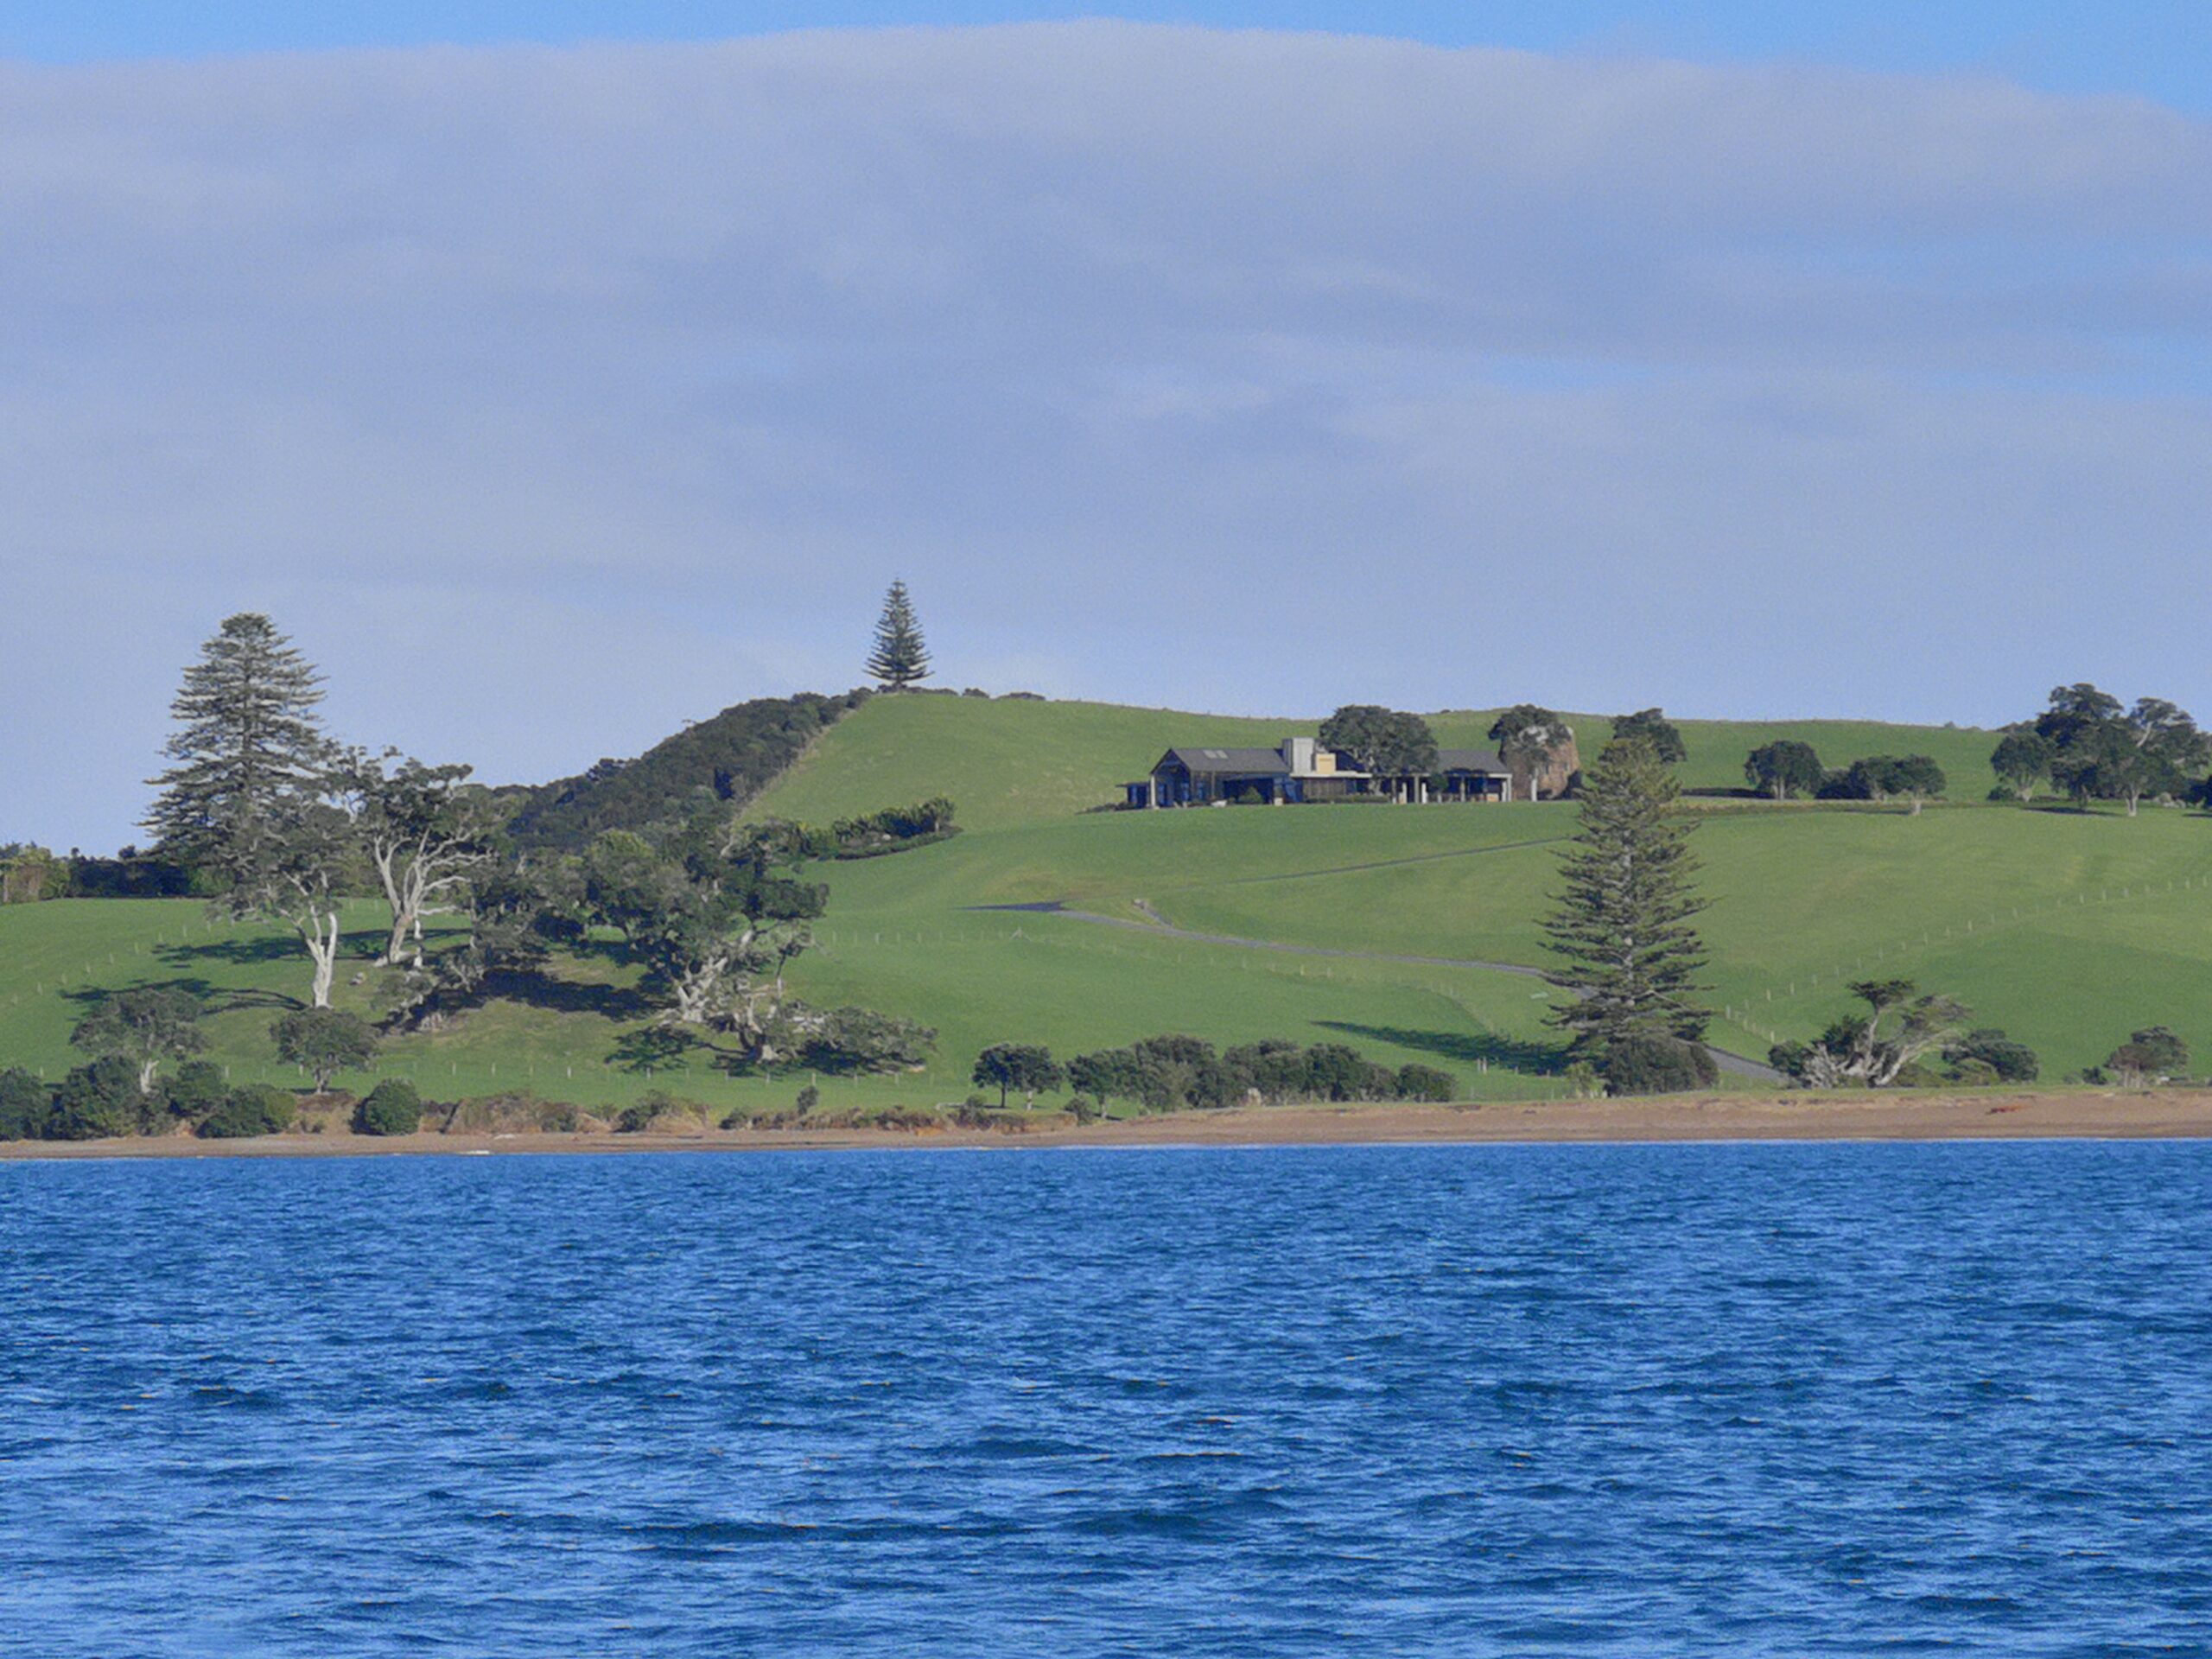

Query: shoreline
[[5, 1089, 2212, 1160]]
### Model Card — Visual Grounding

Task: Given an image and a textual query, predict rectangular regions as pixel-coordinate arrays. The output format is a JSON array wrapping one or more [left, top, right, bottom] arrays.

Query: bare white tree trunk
[[302, 906, 341, 1008], [372, 825, 482, 965]]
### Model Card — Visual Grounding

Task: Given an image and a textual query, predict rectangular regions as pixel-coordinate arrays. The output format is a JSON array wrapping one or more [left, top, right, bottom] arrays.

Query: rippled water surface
[[5, 1141, 2212, 1655]]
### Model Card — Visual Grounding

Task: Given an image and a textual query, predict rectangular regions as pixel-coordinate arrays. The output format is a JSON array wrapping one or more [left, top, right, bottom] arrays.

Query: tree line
[[1989, 684, 2208, 814], [964, 1034, 1459, 1115]]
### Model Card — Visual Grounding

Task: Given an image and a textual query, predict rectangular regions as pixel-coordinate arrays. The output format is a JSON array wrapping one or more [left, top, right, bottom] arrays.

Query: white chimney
[[1283, 736, 1317, 774]]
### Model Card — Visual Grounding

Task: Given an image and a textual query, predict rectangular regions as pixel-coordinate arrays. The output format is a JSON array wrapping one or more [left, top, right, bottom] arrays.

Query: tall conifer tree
[[865, 580, 931, 690], [145, 613, 331, 886], [1542, 737, 1710, 1060]]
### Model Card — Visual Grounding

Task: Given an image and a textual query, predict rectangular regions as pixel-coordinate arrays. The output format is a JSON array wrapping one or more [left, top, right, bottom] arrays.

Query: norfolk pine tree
[[148, 614, 357, 1006], [145, 613, 331, 887], [866, 580, 932, 689], [1542, 737, 1711, 1068]]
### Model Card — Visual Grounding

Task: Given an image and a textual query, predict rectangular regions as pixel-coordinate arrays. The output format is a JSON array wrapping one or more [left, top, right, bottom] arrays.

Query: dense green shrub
[[615, 1089, 700, 1133], [1601, 1035, 1719, 1096], [1395, 1064, 1459, 1103], [353, 1079, 424, 1136], [1946, 1029, 2039, 1084], [200, 1084, 297, 1139], [0, 1068, 50, 1140], [2104, 1026, 2190, 1085], [799, 1006, 936, 1074], [828, 798, 959, 857], [971, 1043, 1064, 1107], [162, 1060, 231, 1126], [48, 1057, 149, 1140], [507, 690, 870, 849], [794, 1084, 820, 1112], [1065, 1033, 1439, 1112]]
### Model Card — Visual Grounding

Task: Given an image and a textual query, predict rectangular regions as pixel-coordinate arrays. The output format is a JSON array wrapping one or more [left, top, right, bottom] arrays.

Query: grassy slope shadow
[[1316, 1020, 1567, 1075]]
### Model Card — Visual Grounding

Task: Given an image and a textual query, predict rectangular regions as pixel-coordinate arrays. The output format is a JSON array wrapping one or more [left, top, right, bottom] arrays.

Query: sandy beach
[[5, 1088, 2212, 1160]]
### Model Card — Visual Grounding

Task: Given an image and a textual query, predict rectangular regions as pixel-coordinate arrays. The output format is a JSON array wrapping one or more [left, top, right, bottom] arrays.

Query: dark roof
[[1435, 747, 1507, 773], [1156, 747, 1291, 777]]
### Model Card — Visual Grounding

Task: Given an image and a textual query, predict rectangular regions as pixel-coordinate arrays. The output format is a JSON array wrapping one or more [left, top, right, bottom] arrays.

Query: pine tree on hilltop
[[1542, 737, 1711, 1074], [866, 580, 931, 690], [145, 613, 330, 887]]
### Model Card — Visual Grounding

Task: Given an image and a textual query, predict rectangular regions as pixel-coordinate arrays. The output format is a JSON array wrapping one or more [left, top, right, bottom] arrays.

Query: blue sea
[[4, 1141, 2211, 1656]]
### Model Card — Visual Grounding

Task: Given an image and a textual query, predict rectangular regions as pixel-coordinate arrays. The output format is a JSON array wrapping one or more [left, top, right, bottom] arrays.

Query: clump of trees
[[2094, 1026, 2190, 1087], [123, 611, 944, 1092], [143, 613, 502, 1007], [1319, 706, 1438, 799], [1543, 735, 1713, 1095], [1745, 740, 1825, 801], [1741, 741, 1947, 810], [972, 1043, 1065, 1108], [0, 844, 67, 904], [70, 988, 207, 1096], [1489, 704, 1578, 799], [1056, 1033, 1453, 1114], [505, 691, 869, 851], [0, 1058, 315, 1143], [1611, 709, 1685, 764], [1827, 755, 1947, 812], [1767, 978, 2037, 1089], [1993, 684, 2209, 814]]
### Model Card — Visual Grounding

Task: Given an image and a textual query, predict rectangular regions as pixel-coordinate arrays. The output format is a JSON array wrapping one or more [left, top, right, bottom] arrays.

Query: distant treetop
[[1611, 708, 1687, 764], [867, 580, 932, 690]]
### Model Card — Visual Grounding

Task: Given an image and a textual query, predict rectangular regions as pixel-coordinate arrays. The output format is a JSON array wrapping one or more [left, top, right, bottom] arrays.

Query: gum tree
[[340, 749, 502, 965]]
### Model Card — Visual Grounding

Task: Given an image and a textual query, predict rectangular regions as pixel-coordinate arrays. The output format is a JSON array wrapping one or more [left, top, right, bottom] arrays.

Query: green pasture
[[0, 892, 1579, 1112], [6, 695, 2194, 1114], [752, 693, 2004, 830]]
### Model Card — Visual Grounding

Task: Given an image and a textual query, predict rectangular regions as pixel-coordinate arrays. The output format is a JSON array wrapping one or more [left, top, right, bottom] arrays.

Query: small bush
[[200, 1084, 297, 1139], [615, 1089, 702, 1133], [353, 1079, 424, 1137], [0, 1068, 51, 1141], [795, 1084, 820, 1112], [1395, 1064, 1459, 1103], [1601, 1036, 1718, 1096]]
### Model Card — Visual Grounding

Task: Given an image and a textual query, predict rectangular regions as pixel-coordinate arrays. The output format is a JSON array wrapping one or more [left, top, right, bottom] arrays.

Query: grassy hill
[[8, 693, 2202, 1120], [751, 694, 2004, 828]]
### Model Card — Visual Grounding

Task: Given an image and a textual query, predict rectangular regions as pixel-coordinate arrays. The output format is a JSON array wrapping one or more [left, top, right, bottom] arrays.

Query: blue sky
[[3, 9, 2209, 849], [9, 2, 2207, 111]]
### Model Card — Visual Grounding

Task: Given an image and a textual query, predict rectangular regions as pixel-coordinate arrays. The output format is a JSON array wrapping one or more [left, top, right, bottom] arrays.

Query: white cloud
[[2, 24, 2208, 845]]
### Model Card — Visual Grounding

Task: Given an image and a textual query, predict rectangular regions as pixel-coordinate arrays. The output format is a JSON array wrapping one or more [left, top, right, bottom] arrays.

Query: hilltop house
[[1125, 736, 1516, 808]]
